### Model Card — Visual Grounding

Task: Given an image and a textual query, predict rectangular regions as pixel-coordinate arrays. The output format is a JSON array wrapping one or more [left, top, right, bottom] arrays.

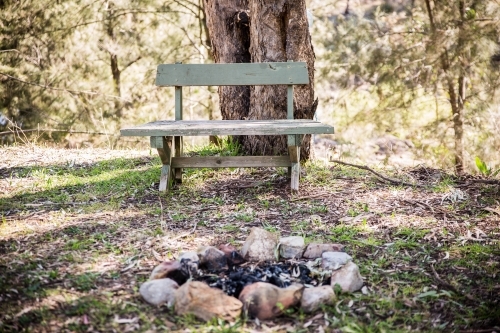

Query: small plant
[[475, 157, 500, 177], [261, 221, 278, 232]]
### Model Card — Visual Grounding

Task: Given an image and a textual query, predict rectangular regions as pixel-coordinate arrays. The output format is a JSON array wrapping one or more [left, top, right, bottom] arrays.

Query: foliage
[[1, 0, 500, 170], [311, 0, 500, 172], [475, 156, 500, 177], [0, 0, 210, 146]]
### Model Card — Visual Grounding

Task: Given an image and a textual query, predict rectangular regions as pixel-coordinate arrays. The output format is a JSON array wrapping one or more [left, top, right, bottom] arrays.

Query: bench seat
[[120, 120, 334, 137]]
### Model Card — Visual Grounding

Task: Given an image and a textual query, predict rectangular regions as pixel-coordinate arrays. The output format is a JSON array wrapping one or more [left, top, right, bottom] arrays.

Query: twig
[[400, 199, 452, 215], [0, 72, 126, 101], [24, 202, 87, 207], [290, 192, 332, 202], [430, 264, 474, 301], [0, 128, 114, 136], [466, 179, 500, 186], [158, 195, 167, 232], [329, 159, 427, 188], [460, 328, 500, 333], [456, 179, 500, 187], [401, 199, 435, 213], [172, 231, 192, 240], [228, 181, 264, 189]]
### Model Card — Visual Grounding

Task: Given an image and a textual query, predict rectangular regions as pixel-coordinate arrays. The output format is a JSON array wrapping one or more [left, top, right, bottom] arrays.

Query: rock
[[219, 243, 245, 266], [197, 246, 228, 271], [178, 251, 200, 276], [321, 251, 352, 270], [300, 286, 335, 313], [330, 261, 364, 293], [302, 243, 345, 259], [175, 281, 242, 322], [179, 251, 199, 263], [241, 228, 278, 262], [150, 261, 188, 285], [279, 236, 305, 259], [239, 282, 304, 320], [139, 278, 178, 307]]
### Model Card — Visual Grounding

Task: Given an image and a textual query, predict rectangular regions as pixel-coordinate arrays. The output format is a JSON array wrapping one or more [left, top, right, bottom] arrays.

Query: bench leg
[[174, 136, 183, 183], [159, 165, 172, 192], [151, 136, 174, 192], [288, 135, 301, 192]]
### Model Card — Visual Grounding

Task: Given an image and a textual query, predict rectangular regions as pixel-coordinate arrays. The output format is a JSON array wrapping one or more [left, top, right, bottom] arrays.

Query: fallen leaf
[[484, 207, 500, 216], [114, 316, 138, 324], [121, 261, 136, 272], [152, 249, 163, 262]]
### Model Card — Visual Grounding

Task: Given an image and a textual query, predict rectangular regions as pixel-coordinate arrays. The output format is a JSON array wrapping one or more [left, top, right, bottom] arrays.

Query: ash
[[194, 262, 316, 298]]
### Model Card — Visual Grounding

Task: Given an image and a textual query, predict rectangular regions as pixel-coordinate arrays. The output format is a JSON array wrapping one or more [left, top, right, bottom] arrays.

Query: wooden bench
[[120, 62, 334, 192]]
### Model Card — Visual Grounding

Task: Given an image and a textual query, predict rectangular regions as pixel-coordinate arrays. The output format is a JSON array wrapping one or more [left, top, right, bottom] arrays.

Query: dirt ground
[[1, 146, 499, 332]]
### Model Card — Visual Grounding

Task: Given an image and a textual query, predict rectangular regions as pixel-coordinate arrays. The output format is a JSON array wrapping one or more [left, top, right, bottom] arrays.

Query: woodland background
[[1, 0, 500, 173]]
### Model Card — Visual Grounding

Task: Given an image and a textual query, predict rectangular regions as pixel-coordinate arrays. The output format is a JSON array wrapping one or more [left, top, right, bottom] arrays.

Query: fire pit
[[139, 227, 364, 322], [195, 262, 315, 298]]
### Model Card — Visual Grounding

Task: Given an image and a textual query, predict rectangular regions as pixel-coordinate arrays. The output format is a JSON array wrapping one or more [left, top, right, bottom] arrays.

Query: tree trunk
[[246, 0, 316, 158], [424, 0, 465, 174], [200, 0, 224, 145], [105, 1, 123, 118], [204, 0, 316, 159], [204, 0, 251, 126]]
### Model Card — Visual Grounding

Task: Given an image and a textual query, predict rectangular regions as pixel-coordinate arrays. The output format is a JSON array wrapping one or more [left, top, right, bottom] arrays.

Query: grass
[[1, 144, 499, 332]]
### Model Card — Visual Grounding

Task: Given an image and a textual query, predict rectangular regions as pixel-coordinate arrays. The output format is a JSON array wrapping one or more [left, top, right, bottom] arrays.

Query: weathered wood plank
[[290, 162, 300, 192], [287, 134, 302, 147], [157, 136, 174, 192], [150, 136, 164, 148], [289, 138, 301, 192], [287, 85, 294, 120], [175, 86, 183, 120], [159, 165, 171, 192], [121, 120, 334, 137], [171, 156, 291, 168], [156, 62, 309, 86], [174, 136, 183, 183], [288, 145, 300, 163]]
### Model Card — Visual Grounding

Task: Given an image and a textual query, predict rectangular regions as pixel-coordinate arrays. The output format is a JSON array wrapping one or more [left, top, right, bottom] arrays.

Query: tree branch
[[329, 159, 427, 188], [122, 56, 142, 71], [0, 128, 115, 137], [0, 72, 127, 101]]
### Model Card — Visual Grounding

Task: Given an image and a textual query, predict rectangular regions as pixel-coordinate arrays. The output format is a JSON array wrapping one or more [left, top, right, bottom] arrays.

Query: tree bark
[[246, 0, 316, 158], [204, 0, 316, 159], [424, 0, 465, 174], [105, 1, 122, 117], [204, 0, 250, 125]]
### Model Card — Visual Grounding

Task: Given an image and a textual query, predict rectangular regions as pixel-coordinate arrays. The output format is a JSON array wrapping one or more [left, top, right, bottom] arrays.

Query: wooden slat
[[174, 136, 183, 183], [150, 136, 163, 148], [171, 156, 292, 168], [288, 146, 300, 163], [121, 120, 334, 137], [156, 62, 309, 86], [157, 136, 174, 192], [290, 162, 300, 192], [175, 86, 183, 120]]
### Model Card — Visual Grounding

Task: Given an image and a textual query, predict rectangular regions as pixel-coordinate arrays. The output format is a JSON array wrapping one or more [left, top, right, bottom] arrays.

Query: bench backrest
[[155, 61, 309, 121], [156, 62, 309, 86]]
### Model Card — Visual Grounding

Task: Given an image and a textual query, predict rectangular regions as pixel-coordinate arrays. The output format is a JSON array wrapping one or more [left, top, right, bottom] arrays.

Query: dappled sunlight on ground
[[1, 146, 499, 332]]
